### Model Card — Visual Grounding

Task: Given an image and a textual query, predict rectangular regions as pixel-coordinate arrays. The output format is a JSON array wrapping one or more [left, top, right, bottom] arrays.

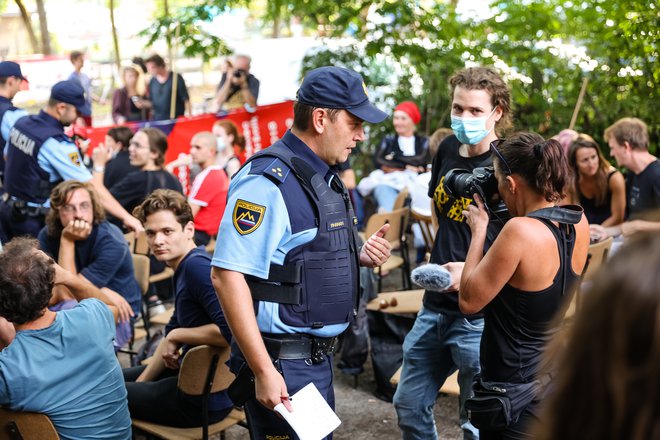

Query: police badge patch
[[68, 151, 82, 166], [233, 199, 266, 235]]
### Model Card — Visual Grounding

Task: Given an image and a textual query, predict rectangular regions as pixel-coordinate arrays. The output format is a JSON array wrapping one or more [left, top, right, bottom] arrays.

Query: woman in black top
[[458, 132, 590, 439], [105, 127, 182, 221], [567, 134, 626, 226]]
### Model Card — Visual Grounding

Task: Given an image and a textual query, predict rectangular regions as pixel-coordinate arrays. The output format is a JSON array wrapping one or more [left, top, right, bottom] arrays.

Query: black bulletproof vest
[[244, 143, 361, 329], [5, 111, 65, 203], [0, 97, 17, 181]]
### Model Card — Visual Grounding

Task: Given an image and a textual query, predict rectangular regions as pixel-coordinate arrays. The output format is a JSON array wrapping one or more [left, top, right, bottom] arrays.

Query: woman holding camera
[[459, 132, 590, 439]]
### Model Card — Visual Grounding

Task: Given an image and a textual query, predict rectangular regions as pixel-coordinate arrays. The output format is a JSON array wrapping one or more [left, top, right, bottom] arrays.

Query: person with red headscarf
[[371, 101, 429, 211]]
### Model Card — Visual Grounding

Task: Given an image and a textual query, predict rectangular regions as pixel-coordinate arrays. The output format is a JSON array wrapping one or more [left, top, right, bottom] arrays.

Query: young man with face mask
[[393, 66, 512, 440]]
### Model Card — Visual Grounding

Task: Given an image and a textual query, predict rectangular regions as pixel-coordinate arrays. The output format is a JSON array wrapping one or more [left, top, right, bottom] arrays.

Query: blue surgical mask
[[216, 137, 227, 152], [451, 107, 497, 145]]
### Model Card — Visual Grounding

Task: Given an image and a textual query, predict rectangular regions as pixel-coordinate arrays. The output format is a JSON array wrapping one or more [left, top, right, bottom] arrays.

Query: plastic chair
[[132, 345, 247, 440], [0, 408, 58, 440]]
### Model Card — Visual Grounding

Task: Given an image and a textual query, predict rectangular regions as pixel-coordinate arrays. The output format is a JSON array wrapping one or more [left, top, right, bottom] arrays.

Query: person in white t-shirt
[[372, 101, 429, 211]]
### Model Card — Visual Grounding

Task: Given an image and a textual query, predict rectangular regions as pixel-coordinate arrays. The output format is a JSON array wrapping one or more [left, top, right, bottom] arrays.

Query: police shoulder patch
[[233, 199, 266, 235], [68, 151, 82, 166], [262, 158, 290, 184]]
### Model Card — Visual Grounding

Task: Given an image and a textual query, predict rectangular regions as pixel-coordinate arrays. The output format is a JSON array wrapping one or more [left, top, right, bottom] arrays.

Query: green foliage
[[302, 0, 659, 158], [140, 1, 237, 62]]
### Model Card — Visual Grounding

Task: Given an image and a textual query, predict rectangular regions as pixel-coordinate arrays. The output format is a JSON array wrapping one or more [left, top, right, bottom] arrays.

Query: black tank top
[[578, 170, 615, 225], [480, 217, 578, 383]]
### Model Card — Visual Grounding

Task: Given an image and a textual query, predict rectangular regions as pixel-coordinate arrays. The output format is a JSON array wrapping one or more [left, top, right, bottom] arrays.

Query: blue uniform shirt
[[5, 110, 91, 206], [212, 130, 349, 337]]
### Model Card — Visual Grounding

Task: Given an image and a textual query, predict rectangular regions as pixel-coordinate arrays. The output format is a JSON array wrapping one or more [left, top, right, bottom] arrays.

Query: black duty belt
[[262, 333, 337, 364], [7, 198, 49, 217]]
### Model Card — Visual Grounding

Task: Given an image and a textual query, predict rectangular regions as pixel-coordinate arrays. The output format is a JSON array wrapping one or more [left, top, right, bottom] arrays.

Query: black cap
[[296, 66, 387, 124], [0, 61, 27, 82], [50, 80, 91, 117]]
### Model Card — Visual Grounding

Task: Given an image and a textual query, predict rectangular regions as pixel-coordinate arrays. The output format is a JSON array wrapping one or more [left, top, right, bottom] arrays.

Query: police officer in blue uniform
[[0, 61, 28, 242], [0, 80, 142, 240], [211, 66, 392, 439]]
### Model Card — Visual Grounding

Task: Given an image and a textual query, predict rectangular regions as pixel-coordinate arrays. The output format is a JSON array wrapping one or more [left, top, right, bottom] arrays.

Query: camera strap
[[527, 204, 583, 225]]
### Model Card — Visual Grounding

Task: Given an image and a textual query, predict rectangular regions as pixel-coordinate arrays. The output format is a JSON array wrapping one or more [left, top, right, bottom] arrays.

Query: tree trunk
[[13, 0, 39, 53], [35, 0, 51, 55], [109, 0, 121, 87], [163, 0, 172, 63]]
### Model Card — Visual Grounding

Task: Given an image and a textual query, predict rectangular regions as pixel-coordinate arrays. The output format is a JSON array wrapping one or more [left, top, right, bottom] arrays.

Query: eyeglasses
[[61, 201, 92, 214], [490, 139, 512, 175]]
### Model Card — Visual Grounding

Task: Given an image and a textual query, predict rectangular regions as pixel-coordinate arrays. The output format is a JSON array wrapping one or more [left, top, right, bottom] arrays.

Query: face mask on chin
[[451, 107, 497, 145], [216, 137, 227, 152]]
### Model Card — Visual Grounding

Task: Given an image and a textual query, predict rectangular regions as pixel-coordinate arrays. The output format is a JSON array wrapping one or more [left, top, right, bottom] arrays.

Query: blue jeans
[[393, 306, 483, 440], [373, 185, 400, 212]]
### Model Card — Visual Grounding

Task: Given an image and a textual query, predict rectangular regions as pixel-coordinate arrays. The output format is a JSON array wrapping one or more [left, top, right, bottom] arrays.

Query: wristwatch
[[93, 165, 105, 173]]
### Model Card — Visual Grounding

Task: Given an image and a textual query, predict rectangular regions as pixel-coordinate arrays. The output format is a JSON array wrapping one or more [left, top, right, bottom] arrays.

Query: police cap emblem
[[233, 199, 266, 235]]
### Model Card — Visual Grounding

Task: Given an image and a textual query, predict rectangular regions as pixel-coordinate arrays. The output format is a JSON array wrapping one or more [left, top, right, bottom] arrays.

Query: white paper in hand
[[273, 382, 341, 440]]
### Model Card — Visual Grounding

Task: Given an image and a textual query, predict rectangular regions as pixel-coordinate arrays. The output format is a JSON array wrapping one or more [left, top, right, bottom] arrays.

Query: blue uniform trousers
[[244, 355, 335, 440]]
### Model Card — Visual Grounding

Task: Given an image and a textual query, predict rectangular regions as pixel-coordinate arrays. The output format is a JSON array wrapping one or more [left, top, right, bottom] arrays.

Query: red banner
[[85, 101, 294, 163]]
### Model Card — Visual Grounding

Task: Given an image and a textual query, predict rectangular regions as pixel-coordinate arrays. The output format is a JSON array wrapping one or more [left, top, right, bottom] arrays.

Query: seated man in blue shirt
[[123, 189, 233, 427], [38, 180, 141, 349], [0, 237, 131, 440]]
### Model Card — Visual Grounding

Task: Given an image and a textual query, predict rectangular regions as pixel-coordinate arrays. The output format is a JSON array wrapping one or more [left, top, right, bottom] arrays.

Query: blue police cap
[[0, 61, 27, 82], [296, 66, 387, 124], [50, 80, 91, 117]]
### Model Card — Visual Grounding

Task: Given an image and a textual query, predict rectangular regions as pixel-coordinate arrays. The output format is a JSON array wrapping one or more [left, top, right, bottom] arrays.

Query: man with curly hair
[[0, 237, 131, 439]]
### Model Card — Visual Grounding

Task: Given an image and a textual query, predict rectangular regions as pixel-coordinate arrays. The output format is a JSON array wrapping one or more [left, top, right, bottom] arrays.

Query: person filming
[[457, 132, 590, 439]]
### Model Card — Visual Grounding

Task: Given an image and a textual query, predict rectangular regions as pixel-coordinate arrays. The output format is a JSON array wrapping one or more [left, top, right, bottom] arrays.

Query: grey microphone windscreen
[[411, 264, 452, 291]]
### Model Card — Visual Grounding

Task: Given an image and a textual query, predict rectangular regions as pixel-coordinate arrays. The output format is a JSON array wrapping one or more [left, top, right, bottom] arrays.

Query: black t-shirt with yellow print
[[424, 134, 503, 317]]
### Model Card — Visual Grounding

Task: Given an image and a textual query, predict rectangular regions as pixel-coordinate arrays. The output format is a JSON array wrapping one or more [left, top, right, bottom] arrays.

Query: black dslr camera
[[444, 166, 510, 220], [233, 69, 246, 78]]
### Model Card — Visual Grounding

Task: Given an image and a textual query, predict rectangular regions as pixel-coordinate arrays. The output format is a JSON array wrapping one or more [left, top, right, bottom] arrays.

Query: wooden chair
[[410, 210, 436, 258], [564, 236, 613, 319], [0, 408, 58, 440], [365, 207, 412, 292], [132, 345, 247, 440], [125, 232, 174, 330], [392, 187, 410, 211]]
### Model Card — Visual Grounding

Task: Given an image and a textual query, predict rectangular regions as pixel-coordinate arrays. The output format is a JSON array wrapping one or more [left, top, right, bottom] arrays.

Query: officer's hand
[[62, 219, 92, 241], [360, 223, 392, 268], [255, 366, 293, 412], [123, 215, 145, 234]]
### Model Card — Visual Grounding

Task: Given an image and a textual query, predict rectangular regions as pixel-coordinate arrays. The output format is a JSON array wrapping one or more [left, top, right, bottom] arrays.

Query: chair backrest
[[0, 408, 58, 440], [393, 187, 410, 211], [131, 254, 150, 296], [410, 210, 436, 254], [583, 236, 614, 280], [177, 345, 234, 396], [364, 207, 409, 245]]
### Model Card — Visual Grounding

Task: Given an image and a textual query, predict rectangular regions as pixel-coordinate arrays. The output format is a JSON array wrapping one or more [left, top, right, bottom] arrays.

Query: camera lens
[[444, 169, 475, 199]]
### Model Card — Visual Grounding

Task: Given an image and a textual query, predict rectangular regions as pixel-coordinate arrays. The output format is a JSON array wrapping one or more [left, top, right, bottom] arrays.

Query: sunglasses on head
[[490, 139, 512, 175]]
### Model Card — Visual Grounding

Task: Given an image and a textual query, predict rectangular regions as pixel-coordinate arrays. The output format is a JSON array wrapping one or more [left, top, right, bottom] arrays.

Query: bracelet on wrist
[[93, 165, 105, 173]]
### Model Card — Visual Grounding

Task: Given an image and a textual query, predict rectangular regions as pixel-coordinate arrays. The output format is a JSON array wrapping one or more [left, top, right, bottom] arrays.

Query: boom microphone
[[411, 264, 452, 291]]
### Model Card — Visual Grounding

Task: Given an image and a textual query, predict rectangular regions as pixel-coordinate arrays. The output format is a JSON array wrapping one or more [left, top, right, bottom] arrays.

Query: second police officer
[[211, 66, 392, 439], [0, 80, 142, 240]]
